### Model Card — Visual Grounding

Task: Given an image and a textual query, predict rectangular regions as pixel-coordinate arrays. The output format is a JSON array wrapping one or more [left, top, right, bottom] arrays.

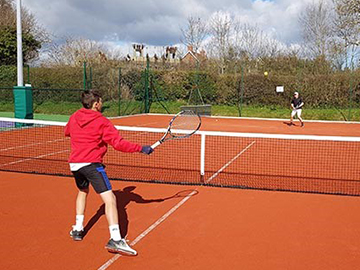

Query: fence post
[[118, 67, 121, 116], [83, 62, 87, 90], [348, 71, 354, 121], [89, 66, 93, 89], [144, 57, 150, 113], [238, 62, 245, 117]]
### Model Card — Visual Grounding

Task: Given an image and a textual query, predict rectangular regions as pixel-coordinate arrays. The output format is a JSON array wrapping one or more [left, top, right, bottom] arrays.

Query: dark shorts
[[72, 163, 112, 194]]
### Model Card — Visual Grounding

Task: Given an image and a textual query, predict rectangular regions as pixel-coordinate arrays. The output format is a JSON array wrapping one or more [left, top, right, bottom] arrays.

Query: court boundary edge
[[125, 113, 360, 124]]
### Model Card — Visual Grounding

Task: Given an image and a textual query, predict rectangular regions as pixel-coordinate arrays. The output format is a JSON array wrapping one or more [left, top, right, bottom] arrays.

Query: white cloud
[[23, 0, 325, 52]]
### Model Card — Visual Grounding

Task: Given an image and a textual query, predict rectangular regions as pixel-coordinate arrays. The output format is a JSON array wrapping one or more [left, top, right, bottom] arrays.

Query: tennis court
[[1, 115, 360, 269]]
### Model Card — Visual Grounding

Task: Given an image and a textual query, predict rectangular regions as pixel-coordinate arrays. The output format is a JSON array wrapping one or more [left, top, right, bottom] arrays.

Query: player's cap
[[294, 91, 299, 95]]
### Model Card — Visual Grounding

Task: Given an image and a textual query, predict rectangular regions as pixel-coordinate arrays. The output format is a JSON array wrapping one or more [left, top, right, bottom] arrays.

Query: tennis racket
[[151, 110, 201, 149]]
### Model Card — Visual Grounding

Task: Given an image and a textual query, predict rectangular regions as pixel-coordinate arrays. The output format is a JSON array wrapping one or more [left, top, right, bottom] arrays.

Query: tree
[[207, 11, 233, 73], [327, 38, 348, 70], [333, 0, 360, 68], [334, 0, 360, 46], [0, 0, 47, 41], [234, 23, 281, 60], [208, 12, 232, 59], [0, 0, 47, 64], [0, 26, 41, 65], [47, 37, 110, 66], [299, 0, 333, 59], [180, 16, 208, 53]]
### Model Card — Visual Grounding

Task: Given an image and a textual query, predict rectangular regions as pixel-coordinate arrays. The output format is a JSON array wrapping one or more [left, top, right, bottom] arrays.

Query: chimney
[[187, 45, 194, 52]]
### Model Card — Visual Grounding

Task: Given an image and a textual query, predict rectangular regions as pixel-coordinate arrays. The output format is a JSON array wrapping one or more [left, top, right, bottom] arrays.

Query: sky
[[23, 0, 318, 55]]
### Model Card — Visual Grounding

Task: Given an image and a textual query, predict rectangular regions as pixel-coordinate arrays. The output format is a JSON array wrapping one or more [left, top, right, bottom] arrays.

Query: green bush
[[0, 65, 16, 86], [0, 63, 359, 109]]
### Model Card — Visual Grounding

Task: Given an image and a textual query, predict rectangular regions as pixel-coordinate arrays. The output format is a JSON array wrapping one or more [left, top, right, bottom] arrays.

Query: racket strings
[[170, 111, 200, 135]]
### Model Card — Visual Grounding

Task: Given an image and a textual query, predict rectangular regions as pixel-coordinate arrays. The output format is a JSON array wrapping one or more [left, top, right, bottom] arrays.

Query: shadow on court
[[283, 121, 294, 126], [83, 186, 198, 238]]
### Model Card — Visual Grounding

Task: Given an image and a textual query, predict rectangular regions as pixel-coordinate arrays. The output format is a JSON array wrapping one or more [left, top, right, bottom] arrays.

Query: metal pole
[[27, 65, 30, 84], [118, 68, 121, 116], [17, 0, 23, 87], [348, 71, 354, 121], [144, 58, 150, 113], [89, 66, 92, 89], [196, 61, 204, 105], [239, 62, 244, 117], [196, 62, 200, 104], [83, 62, 87, 90]]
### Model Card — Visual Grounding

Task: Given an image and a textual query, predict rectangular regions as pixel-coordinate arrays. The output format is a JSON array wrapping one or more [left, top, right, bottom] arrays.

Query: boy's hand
[[141, 146, 154, 155]]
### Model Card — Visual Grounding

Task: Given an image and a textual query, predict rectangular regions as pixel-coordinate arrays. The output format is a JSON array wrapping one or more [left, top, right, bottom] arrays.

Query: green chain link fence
[[0, 61, 359, 120]]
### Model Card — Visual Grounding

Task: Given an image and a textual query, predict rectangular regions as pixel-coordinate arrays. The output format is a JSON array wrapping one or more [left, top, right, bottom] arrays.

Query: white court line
[[98, 190, 198, 270], [0, 150, 69, 167], [0, 138, 68, 152], [205, 141, 256, 184], [98, 141, 256, 269]]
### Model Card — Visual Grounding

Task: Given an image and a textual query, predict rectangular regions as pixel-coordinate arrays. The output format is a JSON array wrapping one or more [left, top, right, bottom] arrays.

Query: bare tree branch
[[46, 37, 110, 66], [180, 16, 208, 53], [299, 0, 333, 59]]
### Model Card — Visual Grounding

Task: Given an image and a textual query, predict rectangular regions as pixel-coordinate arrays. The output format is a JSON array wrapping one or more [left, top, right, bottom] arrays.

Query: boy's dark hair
[[81, 90, 102, 109]]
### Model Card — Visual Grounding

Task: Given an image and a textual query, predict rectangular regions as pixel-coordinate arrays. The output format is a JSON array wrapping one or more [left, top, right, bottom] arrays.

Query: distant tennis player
[[290, 91, 304, 127], [65, 90, 153, 256]]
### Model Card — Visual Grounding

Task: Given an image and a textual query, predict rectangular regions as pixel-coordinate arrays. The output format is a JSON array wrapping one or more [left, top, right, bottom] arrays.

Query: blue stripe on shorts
[[96, 167, 112, 190]]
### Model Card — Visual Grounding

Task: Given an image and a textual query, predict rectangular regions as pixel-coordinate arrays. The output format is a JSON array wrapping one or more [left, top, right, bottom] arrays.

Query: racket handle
[[151, 141, 161, 149]]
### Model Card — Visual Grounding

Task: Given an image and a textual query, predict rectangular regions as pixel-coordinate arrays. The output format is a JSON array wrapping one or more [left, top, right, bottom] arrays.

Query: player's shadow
[[83, 186, 196, 238], [283, 121, 294, 126]]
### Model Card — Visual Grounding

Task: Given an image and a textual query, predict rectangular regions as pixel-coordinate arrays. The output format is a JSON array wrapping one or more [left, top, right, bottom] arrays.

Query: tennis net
[[1, 117, 360, 196]]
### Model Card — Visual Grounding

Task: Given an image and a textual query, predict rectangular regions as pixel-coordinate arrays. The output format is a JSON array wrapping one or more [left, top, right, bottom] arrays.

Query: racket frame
[[151, 110, 201, 149]]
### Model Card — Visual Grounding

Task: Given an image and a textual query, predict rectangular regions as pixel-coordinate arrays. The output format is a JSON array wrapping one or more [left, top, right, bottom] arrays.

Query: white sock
[[74, 215, 84, 231], [109, 224, 121, 241]]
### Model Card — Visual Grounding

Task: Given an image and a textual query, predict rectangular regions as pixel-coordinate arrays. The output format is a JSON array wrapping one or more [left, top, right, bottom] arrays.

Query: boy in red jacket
[[65, 90, 153, 256]]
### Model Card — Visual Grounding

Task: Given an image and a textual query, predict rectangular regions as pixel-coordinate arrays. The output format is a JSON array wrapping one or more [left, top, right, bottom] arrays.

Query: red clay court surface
[[1, 115, 360, 269], [111, 114, 360, 136]]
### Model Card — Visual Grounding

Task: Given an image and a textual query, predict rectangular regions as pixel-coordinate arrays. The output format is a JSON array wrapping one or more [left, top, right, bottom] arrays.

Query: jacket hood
[[74, 108, 103, 127]]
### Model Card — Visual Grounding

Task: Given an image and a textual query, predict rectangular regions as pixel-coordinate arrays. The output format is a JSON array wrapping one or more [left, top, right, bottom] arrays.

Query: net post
[[200, 133, 205, 183]]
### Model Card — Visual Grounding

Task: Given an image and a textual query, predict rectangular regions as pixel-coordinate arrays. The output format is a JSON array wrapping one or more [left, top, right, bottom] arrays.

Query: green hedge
[[0, 64, 358, 108]]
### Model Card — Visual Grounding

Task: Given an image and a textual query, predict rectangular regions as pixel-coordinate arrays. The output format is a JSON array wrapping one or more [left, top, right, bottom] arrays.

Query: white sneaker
[[105, 238, 137, 256]]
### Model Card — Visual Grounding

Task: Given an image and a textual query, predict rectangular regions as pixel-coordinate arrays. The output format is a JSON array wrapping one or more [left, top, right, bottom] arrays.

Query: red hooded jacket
[[65, 108, 142, 163]]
